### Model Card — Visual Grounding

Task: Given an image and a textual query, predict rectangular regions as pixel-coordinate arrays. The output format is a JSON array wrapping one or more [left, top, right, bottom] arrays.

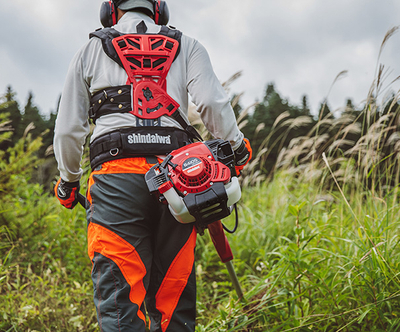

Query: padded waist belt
[[89, 127, 192, 170]]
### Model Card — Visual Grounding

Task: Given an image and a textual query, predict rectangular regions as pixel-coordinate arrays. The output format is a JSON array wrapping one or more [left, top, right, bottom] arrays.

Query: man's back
[[54, 11, 243, 182], [53, 2, 250, 331]]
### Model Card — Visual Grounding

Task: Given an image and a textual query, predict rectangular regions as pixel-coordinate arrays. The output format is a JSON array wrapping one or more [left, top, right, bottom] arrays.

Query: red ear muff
[[100, 1, 117, 28], [111, 1, 117, 26], [154, 1, 169, 26]]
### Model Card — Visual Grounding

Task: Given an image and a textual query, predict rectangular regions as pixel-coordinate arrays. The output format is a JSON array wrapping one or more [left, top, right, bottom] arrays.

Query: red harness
[[88, 25, 202, 169], [112, 33, 180, 120]]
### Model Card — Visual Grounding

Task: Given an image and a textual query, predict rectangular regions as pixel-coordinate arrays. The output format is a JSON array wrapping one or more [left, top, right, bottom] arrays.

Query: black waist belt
[[89, 127, 192, 170]]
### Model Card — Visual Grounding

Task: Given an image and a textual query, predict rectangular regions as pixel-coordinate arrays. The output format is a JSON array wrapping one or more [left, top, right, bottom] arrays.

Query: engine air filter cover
[[181, 156, 206, 178], [170, 150, 230, 195]]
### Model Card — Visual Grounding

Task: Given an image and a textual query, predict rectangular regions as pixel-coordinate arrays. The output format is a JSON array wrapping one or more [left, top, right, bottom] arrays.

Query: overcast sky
[[1, 0, 400, 117]]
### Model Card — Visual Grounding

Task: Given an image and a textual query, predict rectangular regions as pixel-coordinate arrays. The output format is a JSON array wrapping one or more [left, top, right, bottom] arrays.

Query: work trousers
[[86, 157, 197, 332]]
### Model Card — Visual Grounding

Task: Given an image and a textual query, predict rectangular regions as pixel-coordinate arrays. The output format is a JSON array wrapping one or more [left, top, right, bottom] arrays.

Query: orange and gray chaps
[[86, 157, 197, 332]]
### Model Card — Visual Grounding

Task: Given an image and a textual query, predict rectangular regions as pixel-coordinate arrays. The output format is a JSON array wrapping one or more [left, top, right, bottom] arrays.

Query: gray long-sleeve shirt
[[54, 11, 243, 182]]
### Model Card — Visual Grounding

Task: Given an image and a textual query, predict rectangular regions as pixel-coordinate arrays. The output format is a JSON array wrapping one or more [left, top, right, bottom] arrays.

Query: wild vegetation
[[1, 28, 400, 331]]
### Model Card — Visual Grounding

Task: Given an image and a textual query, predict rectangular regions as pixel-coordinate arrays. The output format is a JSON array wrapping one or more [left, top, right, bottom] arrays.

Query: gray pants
[[86, 157, 197, 332]]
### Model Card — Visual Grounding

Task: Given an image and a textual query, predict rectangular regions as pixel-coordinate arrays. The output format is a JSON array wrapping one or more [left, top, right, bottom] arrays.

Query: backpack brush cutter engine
[[145, 139, 244, 299], [145, 139, 241, 226]]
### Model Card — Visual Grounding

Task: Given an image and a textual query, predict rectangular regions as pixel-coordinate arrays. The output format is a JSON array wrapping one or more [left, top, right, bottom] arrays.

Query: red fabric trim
[[87, 157, 161, 203], [155, 227, 197, 331], [87, 222, 147, 323]]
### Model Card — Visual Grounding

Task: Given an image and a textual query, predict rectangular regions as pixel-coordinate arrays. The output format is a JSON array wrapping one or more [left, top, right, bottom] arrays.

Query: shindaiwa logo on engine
[[127, 133, 171, 144]]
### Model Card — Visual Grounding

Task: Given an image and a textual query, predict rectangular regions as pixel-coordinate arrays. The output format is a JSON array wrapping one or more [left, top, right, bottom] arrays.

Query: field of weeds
[[1, 28, 400, 332]]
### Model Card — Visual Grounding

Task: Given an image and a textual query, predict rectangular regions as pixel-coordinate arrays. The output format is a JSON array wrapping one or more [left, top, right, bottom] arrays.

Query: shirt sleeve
[[186, 40, 243, 150], [53, 48, 91, 182]]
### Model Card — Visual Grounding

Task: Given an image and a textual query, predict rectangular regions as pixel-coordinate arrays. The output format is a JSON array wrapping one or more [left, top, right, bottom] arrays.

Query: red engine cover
[[168, 142, 231, 194]]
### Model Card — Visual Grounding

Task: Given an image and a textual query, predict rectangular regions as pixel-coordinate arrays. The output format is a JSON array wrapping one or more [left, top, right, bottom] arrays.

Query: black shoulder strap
[[159, 26, 182, 61], [89, 28, 124, 67], [159, 25, 182, 40]]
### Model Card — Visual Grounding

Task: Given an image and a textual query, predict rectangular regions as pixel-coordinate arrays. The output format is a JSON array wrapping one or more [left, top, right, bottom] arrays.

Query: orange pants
[[86, 157, 197, 332]]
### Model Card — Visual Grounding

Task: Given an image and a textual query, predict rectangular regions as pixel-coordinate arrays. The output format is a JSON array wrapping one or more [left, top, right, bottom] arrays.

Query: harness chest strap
[[89, 85, 131, 120], [89, 85, 202, 141]]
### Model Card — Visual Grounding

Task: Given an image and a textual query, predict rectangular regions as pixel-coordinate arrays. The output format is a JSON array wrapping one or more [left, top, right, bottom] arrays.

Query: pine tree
[[300, 95, 311, 116], [0, 86, 23, 151], [317, 100, 333, 121], [242, 83, 315, 173], [20, 92, 55, 157], [21, 93, 47, 136]]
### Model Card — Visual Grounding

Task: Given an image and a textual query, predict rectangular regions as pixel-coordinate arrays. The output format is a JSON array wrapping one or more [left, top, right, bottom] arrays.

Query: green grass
[[195, 172, 400, 331], [1, 159, 400, 331], [2, 65, 400, 330]]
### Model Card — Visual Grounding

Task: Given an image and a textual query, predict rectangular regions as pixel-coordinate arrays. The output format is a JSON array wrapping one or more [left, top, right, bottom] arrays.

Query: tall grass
[[195, 169, 400, 331], [1, 27, 400, 332], [194, 27, 400, 331]]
